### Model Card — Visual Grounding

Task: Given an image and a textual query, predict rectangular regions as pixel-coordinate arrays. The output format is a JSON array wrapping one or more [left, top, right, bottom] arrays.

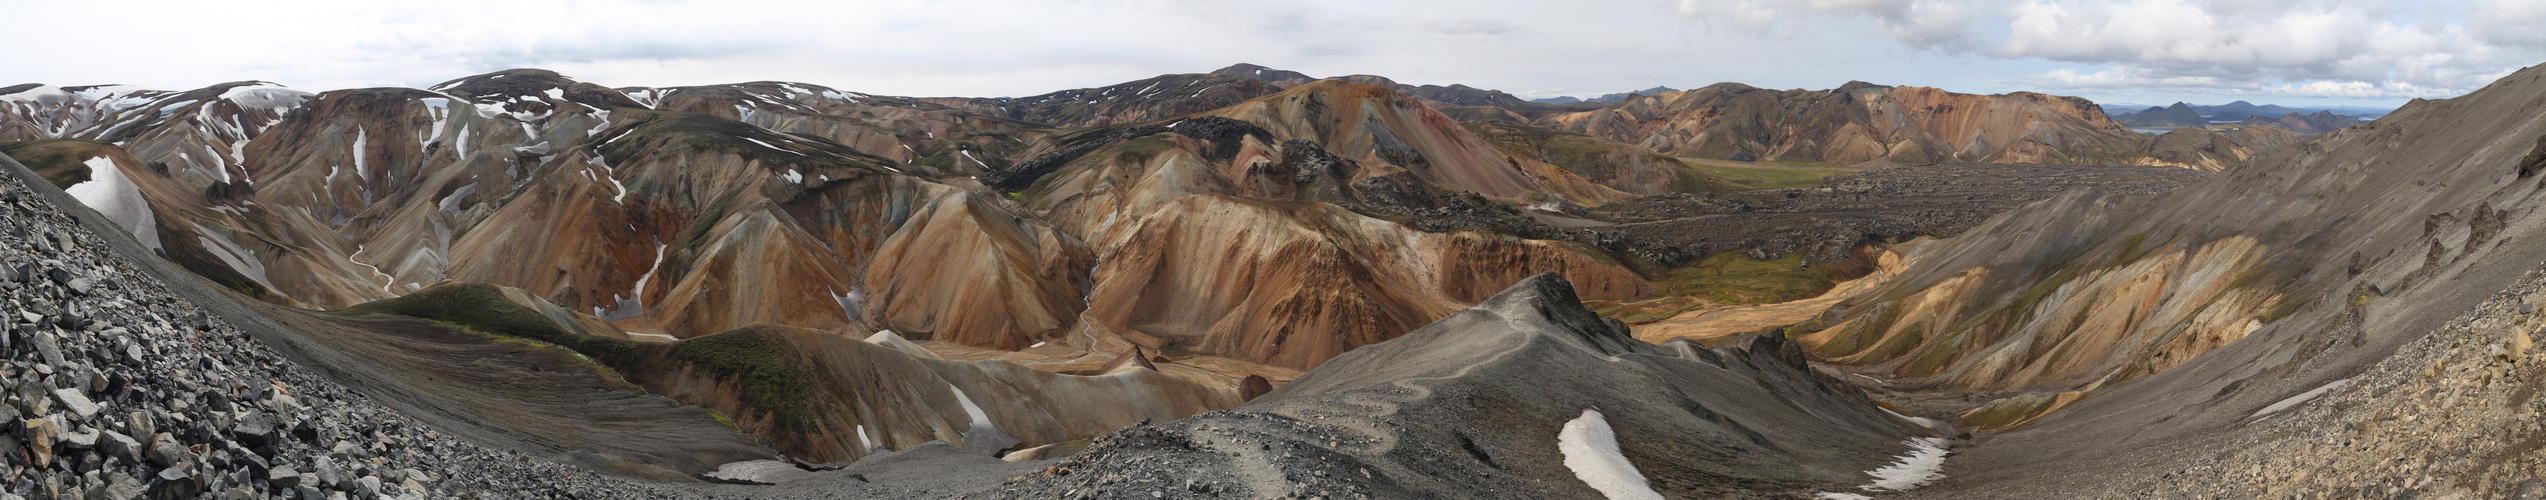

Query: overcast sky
[[7, 0, 2538, 108]]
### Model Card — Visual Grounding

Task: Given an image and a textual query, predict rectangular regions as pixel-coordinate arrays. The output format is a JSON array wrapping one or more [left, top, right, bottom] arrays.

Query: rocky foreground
[[0, 168, 697, 498], [2106, 264, 2546, 499]]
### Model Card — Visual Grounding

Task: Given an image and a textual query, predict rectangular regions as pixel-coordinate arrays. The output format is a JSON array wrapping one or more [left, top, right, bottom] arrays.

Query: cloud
[[1675, 0, 2544, 100]]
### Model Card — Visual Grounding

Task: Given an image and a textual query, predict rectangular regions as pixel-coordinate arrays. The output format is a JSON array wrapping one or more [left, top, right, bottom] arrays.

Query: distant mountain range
[[2113, 100, 2377, 135], [1529, 86, 1681, 104]]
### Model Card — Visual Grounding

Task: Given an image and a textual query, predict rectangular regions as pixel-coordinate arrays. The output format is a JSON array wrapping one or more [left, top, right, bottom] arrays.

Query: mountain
[[2239, 110, 2367, 135], [2117, 102, 2206, 128], [931, 72, 1283, 128], [1530, 86, 1681, 104], [1211, 63, 1564, 112], [1535, 81, 2149, 165], [1209, 63, 1317, 88], [1773, 60, 2546, 493], [2, 67, 1687, 469]]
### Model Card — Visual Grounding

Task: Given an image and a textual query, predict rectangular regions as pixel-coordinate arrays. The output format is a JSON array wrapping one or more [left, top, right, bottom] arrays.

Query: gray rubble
[[0, 171, 684, 499]]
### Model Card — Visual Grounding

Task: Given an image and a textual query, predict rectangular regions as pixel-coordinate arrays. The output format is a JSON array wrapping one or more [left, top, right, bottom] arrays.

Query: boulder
[[52, 388, 98, 418], [99, 430, 142, 465], [267, 466, 301, 490], [144, 466, 197, 500], [21, 418, 55, 467]]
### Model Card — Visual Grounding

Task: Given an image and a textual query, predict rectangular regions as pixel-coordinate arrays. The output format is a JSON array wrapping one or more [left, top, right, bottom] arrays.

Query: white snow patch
[[470, 102, 509, 119], [1029, 342, 1046, 348], [855, 424, 875, 451], [218, 85, 310, 109], [948, 385, 999, 437], [782, 169, 802, 183], [705, 460, 810, 484], [1814, 493, 1872, 500], [626, 332, 678, 342], [1857, 437, 1950, 492], [438, 182, 478, 212], [1880, 407, 1943, 431], [2251, 379, 2350, 419], [351, 127, 369, 182], [1558, 409, 1664, 500], [742, 137, 796, 155], [62, 157, 161, 251], [605, 242, 668, 321], [830, 287, 864, 321]]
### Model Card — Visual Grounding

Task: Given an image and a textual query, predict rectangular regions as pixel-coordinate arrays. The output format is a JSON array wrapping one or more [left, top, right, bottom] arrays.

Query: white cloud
[[1675, 0, 2544, 101], [0, 0, 2514, 106]]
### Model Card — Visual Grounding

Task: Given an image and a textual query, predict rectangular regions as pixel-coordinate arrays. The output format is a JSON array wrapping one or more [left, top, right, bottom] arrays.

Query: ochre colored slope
[[1084, 194, 1648, 369]]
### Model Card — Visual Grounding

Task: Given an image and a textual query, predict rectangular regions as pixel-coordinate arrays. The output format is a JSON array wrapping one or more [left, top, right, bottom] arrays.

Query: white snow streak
[[351, 127, 369, 182], [2251, 379, 2351, 419], [1558, 409, 1664, 500]]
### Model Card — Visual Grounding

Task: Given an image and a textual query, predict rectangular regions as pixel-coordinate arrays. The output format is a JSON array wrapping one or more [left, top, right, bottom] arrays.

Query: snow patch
[[830, 287, 864, 321], [704, 460, 810, 484], [742, 137, 797, 155], [62, 157, 160, 251], [188, 221, 284, 297], [2251, 379, 2350, 419], [437, 182, 478, 213], [948, 384, 999, 437], [1856, 437, 1950, 492], [1558, 409, 1664, 500], [351, 127, 369, 182], [217, 85, 310, 109], [626, 332, 678, 342], [605, 242, 669, 321], [782, 169, 802, 183]]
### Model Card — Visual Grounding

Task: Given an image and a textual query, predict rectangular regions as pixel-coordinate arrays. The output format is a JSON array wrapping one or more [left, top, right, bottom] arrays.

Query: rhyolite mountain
[[1217, 64, 2343, 169]]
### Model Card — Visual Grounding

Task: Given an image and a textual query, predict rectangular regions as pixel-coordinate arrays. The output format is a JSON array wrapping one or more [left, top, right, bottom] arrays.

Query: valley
[[0, 56, 2527, 499]]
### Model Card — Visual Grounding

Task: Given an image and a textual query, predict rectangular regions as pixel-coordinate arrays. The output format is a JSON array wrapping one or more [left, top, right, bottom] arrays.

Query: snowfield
[[1558, 409, 1665, 500], [62, 157, 161, 251]]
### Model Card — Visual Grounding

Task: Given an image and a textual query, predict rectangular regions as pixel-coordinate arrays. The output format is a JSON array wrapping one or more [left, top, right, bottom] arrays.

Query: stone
[[312, 456, 346, 491], [65, 279, 93, 296], [56, 427, 99, 450], [143, 466, 195, 500], [33, 331, 63, 368], [355, 475, 380, 498], [144, 433, 187, 468], [98, 430, 141, 465], [229, 413, 277, 449], [95, 476, 143, 500], [267, 466, 301, 490], [52, 388, 98, 418], [22, 418, 56, 468]]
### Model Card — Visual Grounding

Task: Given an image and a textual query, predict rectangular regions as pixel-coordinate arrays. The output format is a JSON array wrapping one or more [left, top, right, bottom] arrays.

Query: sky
[[5, 0, 2539, 109]]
